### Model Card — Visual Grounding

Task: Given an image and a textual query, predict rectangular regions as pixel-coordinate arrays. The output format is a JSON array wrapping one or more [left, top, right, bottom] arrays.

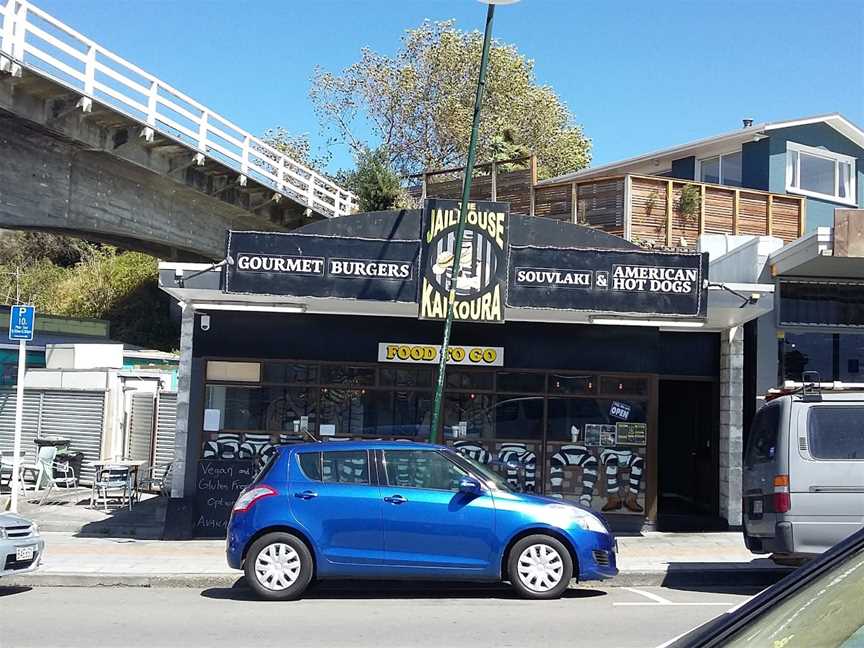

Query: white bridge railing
[[0, 0, 357, 218]]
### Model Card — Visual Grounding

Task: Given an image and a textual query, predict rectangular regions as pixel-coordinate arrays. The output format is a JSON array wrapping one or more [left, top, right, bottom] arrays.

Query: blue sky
[[33, 0, 864, 175]]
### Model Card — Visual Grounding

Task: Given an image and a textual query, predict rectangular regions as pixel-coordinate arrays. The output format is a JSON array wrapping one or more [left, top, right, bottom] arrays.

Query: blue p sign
[[9, 305, 35, 341]]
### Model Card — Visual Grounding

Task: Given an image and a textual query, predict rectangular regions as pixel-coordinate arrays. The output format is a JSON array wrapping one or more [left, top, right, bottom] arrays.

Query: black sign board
[[507, 246, 708, 317], [419, 199, 509, 323], [194, 460, 255, 537], [226, 231, 420, 302]]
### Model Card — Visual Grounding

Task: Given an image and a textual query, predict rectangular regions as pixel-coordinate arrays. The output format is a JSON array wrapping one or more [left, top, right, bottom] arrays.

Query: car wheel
[[507, 534, 574, 600], [244, 532, 314, 601]]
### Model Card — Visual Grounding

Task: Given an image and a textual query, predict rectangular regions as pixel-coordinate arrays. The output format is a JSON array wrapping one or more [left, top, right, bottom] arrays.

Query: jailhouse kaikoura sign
[[225, 230, 420, 302], [419, 199, 509, 323], [507, 246, 708, 317]]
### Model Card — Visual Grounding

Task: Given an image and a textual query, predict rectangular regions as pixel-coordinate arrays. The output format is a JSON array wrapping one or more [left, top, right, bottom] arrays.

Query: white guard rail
[[0, 0, 357, 217]]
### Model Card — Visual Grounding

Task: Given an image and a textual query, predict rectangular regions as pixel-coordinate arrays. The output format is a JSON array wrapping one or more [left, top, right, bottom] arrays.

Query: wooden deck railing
[[409, 156, 806, 248], [535, 174, 806, 247]]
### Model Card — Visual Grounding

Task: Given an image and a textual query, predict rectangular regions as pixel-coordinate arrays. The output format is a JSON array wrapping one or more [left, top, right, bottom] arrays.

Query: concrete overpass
[[0, 0, 357, 260]]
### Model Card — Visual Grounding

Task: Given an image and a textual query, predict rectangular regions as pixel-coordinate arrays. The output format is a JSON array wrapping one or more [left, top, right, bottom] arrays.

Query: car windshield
[[724, 543, 864, 647], [454, 452, 515, 493]]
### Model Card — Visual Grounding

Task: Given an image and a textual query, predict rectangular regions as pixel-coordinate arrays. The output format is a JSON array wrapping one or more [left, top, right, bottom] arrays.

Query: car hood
[[0, 513, 33, 527]]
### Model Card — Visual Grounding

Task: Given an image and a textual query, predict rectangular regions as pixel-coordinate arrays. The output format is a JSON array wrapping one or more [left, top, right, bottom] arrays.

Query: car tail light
[[773, 474, 790, 513], [233, 485, 277, 512]]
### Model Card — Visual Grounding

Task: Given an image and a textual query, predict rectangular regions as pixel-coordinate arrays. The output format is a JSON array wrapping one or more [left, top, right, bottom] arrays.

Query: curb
[[1, 568, 793, 590]]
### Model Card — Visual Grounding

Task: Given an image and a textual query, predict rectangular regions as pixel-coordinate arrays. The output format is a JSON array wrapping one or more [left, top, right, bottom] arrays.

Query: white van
[[743, 383, 864, 562]]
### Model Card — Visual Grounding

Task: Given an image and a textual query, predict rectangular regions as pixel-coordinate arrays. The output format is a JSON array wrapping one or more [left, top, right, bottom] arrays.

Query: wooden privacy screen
[[407, 159, 805, 249]]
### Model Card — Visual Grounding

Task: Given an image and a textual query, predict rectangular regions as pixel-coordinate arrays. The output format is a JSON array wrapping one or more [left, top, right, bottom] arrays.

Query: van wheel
[[244, 532, 313, 601], [507, 534, 573, 600]]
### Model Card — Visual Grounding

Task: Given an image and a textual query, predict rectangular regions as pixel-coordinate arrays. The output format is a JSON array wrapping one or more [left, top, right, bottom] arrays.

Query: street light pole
[[429, 1, 502, 444]]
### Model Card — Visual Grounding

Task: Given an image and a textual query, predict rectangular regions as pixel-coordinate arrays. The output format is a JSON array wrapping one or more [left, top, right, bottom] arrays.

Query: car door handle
[[384, 494, 407, 505], [294, 490, 318, 500]]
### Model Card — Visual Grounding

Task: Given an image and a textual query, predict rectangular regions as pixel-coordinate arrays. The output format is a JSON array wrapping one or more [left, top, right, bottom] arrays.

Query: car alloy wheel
[[254, 542, 302, 591], [516, 543, 565, 592]]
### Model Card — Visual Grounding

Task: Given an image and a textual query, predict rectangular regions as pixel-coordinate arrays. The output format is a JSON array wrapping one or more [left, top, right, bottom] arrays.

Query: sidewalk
[[2, 531, 793, 589]]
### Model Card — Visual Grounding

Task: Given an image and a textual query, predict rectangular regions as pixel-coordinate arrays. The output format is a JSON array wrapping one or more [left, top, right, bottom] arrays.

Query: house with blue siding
[[545, 114, 864, 232]]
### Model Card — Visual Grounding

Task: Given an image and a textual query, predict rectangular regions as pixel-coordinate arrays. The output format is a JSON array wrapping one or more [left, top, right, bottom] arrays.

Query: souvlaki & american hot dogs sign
[[419, 199, 509, 323]]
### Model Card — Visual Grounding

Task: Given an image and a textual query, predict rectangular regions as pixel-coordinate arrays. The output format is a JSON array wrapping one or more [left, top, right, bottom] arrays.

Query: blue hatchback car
[[227, 441, 618, 600]]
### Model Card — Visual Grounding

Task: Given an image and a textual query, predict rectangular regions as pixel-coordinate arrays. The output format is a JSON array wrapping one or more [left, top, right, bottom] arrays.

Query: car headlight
[[546, 504, 608, 533]]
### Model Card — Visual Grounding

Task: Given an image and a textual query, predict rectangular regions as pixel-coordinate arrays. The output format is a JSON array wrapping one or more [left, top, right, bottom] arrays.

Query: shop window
[[382, 449, 466, 491], [206, 361, 261, 382], [780, 281, 864, 328], [204, 385, 316, 434], [380, 366, 434, 388], [599, 376, 649, 396], [548, 374, 595, 395], [492, 395, 544, 440], [781, 333, 835, 382], [808, 407, 864, 460], [442, 392, 493, 440], [297, 452, 322, 481], [321, 365, 377, 387], [322, 450, 369, 484], [496, 372, 545, 393], [318, 388, 393, 437], [262, 362, 318, 384], [446, 370, 494, 391]]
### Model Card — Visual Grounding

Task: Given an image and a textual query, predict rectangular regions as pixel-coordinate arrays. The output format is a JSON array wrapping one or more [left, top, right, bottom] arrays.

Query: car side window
[[322, 450, 370, 485], [808, 407, 864, 460], [746, 403, 781, 465], [383, 450, 466, 491], [296, 452, 322, 481]]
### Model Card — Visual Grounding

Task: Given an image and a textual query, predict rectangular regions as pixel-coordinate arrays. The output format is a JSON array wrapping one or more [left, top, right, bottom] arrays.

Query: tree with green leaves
[[309, 20, 591, 179], [337, 147, 407, 212]]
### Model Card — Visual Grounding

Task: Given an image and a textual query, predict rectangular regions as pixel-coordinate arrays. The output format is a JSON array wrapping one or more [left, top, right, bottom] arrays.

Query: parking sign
[[9, 305, 35, 341]]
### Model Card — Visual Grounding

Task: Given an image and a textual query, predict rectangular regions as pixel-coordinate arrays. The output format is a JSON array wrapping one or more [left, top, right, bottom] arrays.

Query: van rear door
[[791, 404, 864, 554], [743, 401, 784, 542]]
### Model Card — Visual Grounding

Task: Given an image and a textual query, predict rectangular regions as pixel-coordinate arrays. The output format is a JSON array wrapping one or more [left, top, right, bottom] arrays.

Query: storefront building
[[159, 204, 770, 537]]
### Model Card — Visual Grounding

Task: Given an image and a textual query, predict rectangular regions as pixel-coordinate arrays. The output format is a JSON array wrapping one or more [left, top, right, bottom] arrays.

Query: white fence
[[0, 0, 357, 218]]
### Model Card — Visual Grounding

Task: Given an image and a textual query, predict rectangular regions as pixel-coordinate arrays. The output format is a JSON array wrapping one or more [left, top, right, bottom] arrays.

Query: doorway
[[657, 380, 722, 531]]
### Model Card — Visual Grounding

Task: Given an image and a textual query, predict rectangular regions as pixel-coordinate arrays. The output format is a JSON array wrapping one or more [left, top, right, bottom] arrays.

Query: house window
[[786, 142, 856, 205], [698, 151, 742, 187]]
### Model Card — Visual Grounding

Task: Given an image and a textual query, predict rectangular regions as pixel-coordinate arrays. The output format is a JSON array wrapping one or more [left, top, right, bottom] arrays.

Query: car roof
[[281, 440, 448, 453]]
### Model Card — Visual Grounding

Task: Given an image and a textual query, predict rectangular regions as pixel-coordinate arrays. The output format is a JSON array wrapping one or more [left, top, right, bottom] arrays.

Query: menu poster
[[616, 422, 647, 446], [598, 424, 617, 446], [194, 460, 255, 537]]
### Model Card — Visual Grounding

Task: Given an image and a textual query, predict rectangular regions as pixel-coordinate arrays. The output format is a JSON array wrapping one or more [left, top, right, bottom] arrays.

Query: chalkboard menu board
[[194, 460, 256, 537]]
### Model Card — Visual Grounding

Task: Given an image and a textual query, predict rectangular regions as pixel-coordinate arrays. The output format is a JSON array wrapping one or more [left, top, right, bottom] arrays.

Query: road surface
[[0, 582, 756, 648]]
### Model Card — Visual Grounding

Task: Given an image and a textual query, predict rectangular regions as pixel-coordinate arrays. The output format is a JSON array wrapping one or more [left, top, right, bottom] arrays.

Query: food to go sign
[[378, 343, 503, 367]]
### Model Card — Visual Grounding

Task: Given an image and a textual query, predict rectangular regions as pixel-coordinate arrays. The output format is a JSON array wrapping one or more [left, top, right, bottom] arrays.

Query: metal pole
[[429, 3, 496, 444], [10, 337, 26, 512]]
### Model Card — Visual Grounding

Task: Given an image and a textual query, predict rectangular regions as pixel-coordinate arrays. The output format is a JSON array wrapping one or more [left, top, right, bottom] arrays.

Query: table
[[84, 459, 148, 508]]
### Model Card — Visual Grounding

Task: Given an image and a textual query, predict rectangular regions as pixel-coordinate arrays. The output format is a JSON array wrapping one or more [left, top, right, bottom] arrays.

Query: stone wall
[[719, 325, 744, 527]]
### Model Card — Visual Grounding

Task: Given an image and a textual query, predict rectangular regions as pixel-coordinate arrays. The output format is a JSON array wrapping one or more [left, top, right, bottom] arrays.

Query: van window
[[808, 407, 864, 460], [746, 403, 781, 465]]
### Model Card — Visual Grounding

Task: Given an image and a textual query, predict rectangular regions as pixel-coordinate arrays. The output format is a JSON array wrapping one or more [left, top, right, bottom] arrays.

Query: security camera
[[200, 314, 211, 332]]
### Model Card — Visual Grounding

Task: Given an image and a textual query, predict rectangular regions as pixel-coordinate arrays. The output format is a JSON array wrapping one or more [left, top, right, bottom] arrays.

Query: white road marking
[[613, 587, 739, 607], [623, 587, 673, 604]]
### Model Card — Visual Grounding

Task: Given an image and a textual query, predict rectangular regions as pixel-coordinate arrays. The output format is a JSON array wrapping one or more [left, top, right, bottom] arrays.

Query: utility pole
[[429, 0, 518, 444]]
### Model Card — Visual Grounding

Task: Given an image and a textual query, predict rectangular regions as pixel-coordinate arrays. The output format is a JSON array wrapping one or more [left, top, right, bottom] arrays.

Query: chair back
[[36, 445, 58, 467], [97, 465, 131, 485]]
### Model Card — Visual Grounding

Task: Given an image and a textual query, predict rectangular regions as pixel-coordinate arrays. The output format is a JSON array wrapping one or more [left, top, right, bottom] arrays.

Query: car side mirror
[[458, 476, 483, 496]]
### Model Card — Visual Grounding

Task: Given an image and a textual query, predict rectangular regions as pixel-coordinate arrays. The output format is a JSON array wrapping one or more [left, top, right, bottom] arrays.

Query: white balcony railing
[[0, 0, 357, 217]]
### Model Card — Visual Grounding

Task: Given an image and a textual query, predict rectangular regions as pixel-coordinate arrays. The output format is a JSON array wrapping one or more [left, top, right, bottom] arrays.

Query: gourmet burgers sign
[[419, 199, 509, 323]]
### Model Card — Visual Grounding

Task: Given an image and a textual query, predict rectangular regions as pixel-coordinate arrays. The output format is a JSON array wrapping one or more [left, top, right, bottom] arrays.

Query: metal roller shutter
[[0, 390, 106, 483], [127, 392, 155, 468], [39, 391, 106, 482], [0, 389, 41, 457], [153, 392, 177, 470]]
